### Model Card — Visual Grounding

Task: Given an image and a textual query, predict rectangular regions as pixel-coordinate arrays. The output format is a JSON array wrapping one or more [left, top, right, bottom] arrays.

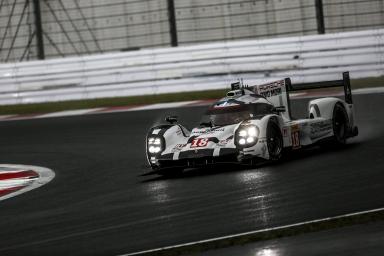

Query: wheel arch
[[309, 97, 357, 139], [308, 97, 347, 120], [257, 114, 284, 138]]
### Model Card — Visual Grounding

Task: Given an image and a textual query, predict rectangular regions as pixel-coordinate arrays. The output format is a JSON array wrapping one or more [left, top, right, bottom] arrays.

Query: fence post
[[167, 0, 178, 47], [315, 0, 325, 34], [33, 0, 45, 59]]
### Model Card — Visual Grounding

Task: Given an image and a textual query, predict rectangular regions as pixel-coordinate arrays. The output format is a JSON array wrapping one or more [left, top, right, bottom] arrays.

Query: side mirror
[[274, 106, 286, 113], [165, 115, 178, 124]]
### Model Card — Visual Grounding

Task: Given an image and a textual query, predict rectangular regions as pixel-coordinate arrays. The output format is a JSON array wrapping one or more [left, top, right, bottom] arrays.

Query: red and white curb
[[0, 164, 55, 201], [0, 87, 382, 122]]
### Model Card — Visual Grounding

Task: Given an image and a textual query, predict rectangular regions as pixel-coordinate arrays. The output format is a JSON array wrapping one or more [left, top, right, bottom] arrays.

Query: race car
[[145, 72, 358, 175]]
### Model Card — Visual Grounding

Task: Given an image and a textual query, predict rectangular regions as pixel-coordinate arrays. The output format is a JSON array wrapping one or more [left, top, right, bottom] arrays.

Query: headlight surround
[[235, 125, 259, 148], [147, 136, 164, 155]]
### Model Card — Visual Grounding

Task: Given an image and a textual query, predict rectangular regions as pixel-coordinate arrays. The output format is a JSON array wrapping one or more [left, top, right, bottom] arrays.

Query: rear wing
[[287, 72, 353, 104], [253, 72, 353, 121]]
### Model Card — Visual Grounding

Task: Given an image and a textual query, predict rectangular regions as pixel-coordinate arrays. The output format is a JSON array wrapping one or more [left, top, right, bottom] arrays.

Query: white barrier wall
[[0, 29, 383, 105]]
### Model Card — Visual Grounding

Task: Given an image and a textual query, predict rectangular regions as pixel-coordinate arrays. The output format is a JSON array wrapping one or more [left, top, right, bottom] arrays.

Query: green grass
[[0, 76, 383, 115], [351, 76, 384, 88]]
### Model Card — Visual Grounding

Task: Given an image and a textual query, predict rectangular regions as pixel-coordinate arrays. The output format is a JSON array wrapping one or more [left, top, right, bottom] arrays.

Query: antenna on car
[[240, 78, 245, 95]]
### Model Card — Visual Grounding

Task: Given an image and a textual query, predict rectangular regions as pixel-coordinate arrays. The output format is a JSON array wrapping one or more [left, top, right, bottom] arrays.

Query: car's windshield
[[200, 103, 274, 126]]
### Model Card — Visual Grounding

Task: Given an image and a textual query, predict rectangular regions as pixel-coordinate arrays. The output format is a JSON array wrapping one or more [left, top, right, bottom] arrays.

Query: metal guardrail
[[0, 29, 383, 105]]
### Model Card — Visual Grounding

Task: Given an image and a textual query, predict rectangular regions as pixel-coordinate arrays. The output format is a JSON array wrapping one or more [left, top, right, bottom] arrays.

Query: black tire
[[332, 103, 349, 145], [266, 121, 283, 161]]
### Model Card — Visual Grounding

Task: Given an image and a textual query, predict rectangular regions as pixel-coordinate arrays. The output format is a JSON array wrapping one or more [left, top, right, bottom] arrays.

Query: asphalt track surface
[[202, 221, 384, 256], [0, 93, 383, 256]]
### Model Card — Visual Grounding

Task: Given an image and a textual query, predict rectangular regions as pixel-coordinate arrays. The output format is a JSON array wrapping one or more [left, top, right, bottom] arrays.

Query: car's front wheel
[[267, 121, 283, 161]]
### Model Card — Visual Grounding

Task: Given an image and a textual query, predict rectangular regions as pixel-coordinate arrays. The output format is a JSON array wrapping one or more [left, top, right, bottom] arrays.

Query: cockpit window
[[200, 103, 274, 126]]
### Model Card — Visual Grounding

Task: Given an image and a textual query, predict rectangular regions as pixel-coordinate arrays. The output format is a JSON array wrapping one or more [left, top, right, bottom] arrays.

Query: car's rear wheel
[[332, 103, 349, 145], [267, 121, 283, 161]]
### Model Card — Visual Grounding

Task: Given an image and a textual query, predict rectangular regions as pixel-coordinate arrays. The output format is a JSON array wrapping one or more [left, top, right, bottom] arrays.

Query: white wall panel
[[0, 29, 382, 105]]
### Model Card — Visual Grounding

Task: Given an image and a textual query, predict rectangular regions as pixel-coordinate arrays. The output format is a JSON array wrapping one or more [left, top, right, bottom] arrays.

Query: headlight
[[235, 125, 259, 148], [239, 130, 247, 137], [147, 136, 164, 155], [148, 145, 161, 153]]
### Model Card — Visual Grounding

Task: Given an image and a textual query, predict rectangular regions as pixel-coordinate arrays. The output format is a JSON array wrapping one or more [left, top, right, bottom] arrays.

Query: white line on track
[[0, 115, 15, 120], [353, 87, 384, 95], [120, 207, 384, 256], [128, 101, 200, 111], [37, 108, 104, 118]]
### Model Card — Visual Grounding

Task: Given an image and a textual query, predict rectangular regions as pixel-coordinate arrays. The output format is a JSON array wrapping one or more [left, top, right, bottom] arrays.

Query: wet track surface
[[202, 221, 384, 256], [0, 93, 383, 255]]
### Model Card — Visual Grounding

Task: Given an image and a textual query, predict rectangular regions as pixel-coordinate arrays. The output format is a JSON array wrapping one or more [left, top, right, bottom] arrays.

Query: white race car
[[146, 72, 358, 175]]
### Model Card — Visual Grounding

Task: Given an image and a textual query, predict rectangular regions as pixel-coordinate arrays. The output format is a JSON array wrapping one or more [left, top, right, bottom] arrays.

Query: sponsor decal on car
[[291, 124, 301, 149], [191, 128, 225, 135], [310, 120, 333, 139], [218, 139, 229, 147], [171, 143, 187, 152], [257, 80, 285, 98]]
